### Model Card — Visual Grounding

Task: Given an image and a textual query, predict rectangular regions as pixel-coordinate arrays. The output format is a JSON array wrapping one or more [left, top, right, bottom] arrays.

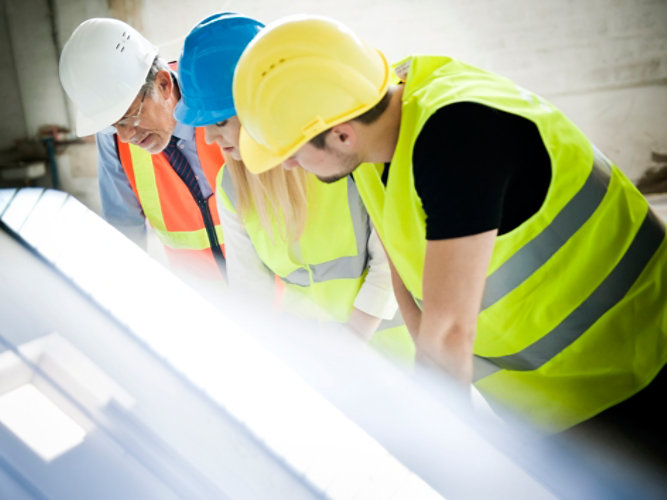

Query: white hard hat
[[59, 18, 158, 136]]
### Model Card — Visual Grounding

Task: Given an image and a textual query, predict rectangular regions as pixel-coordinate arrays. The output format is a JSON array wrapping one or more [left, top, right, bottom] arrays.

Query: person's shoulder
[[95, 131, 120, 157], [414, 102, 508, 157], [95, 132, 127, 179], [425, 102, 502, 130], [96, 131, 116, 148]]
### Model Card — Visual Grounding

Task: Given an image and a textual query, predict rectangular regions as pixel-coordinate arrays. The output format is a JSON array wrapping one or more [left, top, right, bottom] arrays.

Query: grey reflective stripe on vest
[[473, 206, 665, 381], [481, 148, 612, 311], [221, 168, 238, 210], [282, 176, 371, 286], [473, 355, 501, 381]]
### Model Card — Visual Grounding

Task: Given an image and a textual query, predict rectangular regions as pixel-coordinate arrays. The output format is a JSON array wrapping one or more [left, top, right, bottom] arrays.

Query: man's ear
[[155, 70, 173, 98], [330, 122, 357, 148]]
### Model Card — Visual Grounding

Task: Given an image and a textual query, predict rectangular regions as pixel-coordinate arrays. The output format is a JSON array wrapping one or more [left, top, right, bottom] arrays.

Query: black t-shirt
[[403, 102, 551, 239]]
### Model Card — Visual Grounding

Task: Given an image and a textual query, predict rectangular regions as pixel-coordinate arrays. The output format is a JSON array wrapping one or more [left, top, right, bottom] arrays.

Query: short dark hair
[[309, 91, 390, 149]]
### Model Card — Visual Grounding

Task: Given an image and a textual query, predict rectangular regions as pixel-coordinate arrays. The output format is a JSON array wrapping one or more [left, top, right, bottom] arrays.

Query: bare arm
[[388, 256, 421, 340], [418, 230, 497, 385]]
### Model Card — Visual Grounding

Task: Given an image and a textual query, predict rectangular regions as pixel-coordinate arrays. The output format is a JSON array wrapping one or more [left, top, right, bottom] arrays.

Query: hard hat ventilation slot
[[116, 32, 131, 52], [261, 59, 287, 78]]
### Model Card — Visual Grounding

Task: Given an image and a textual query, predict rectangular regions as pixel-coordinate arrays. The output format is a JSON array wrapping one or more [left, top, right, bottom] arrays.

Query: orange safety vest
[[116, 127, 225, 280]]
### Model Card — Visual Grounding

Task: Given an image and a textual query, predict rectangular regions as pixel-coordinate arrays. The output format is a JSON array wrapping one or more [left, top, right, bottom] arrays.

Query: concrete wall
[[0, 0, 108, 212], [4, 0, 69, 139], [138, 0, 667, 182], [0, 0, 665, 214], [0, 1, 27, 150]]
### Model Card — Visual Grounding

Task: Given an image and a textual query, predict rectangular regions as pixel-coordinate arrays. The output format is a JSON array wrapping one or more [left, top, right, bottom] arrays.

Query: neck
[[362, 85, 404, 164], [166, 81, 180, 129], [172, 77, 181, 102]]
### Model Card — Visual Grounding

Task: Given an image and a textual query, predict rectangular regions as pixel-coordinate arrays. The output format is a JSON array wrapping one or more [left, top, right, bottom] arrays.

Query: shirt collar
[[172, 120, 195, 143], [170, 68, 195, 143]]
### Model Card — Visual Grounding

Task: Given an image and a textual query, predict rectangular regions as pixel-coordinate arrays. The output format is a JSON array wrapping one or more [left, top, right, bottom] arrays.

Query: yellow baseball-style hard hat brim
[[233, 15, 390, 174], [239, 124, 289, 174]]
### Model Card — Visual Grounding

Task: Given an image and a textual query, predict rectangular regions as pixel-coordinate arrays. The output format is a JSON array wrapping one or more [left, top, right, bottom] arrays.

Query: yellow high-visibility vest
[[217, 167, 414, 363], [353, 55, 667, 431]]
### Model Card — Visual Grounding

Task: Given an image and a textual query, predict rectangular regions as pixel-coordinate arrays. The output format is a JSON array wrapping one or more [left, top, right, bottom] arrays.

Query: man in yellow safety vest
[[231, 14, 667, 462]]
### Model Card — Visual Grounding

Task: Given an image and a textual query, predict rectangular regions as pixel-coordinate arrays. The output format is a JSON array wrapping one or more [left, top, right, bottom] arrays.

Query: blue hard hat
[[175, 13, 264, 126]]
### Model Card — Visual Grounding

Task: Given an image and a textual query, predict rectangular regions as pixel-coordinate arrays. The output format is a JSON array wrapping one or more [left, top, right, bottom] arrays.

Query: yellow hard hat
[[233, 15, 390, 173]]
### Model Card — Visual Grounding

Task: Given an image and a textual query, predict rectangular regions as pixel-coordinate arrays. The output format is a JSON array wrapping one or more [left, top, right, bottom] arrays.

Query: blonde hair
[[224, 154, 308, 243]]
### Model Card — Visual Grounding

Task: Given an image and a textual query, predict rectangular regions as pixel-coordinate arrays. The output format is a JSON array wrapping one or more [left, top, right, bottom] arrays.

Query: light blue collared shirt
[[96, 112, 213, 248]]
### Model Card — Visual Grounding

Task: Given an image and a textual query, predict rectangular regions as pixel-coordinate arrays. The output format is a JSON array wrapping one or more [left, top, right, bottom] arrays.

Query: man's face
[[204, 116, 242, 161], [113, 74, 177, 154], [282, 139, 361, 184]]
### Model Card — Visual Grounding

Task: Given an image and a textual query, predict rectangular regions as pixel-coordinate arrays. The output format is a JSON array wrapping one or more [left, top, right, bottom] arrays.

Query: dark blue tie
[[161, 135, 227, 278], [162, 135, 203, 200]]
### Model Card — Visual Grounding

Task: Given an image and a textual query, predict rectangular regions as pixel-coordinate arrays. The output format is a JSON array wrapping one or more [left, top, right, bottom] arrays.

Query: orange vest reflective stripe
[[117, 127, 225, 279]]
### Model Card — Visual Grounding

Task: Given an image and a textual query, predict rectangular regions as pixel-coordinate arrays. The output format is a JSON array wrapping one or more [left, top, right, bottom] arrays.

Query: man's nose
[[115, 125, 136, 143]]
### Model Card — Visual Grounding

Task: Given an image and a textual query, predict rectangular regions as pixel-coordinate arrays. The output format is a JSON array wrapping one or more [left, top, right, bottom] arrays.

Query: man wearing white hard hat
[[59, 18, 226, 289]]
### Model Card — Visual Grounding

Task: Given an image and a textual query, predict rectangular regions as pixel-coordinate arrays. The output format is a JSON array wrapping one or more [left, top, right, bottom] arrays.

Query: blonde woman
[[175, 13, 413, 359]]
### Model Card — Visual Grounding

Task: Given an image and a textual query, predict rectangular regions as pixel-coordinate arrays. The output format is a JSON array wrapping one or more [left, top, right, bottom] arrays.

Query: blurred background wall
[[1, 0, 666, 215]]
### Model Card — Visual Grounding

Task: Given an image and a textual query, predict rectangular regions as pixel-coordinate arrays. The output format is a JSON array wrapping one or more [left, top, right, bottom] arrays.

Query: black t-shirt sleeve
[[412, 102, 550, 240]]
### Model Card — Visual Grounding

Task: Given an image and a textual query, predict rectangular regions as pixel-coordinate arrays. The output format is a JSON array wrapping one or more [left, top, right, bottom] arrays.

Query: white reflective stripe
[[282, 177, 370, 286]]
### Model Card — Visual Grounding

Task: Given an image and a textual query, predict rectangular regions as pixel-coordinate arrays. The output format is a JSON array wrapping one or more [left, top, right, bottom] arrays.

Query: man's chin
[[316, 163, 361, 184], [142, 135, 169, 154], [317, 174, 346, 184]]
